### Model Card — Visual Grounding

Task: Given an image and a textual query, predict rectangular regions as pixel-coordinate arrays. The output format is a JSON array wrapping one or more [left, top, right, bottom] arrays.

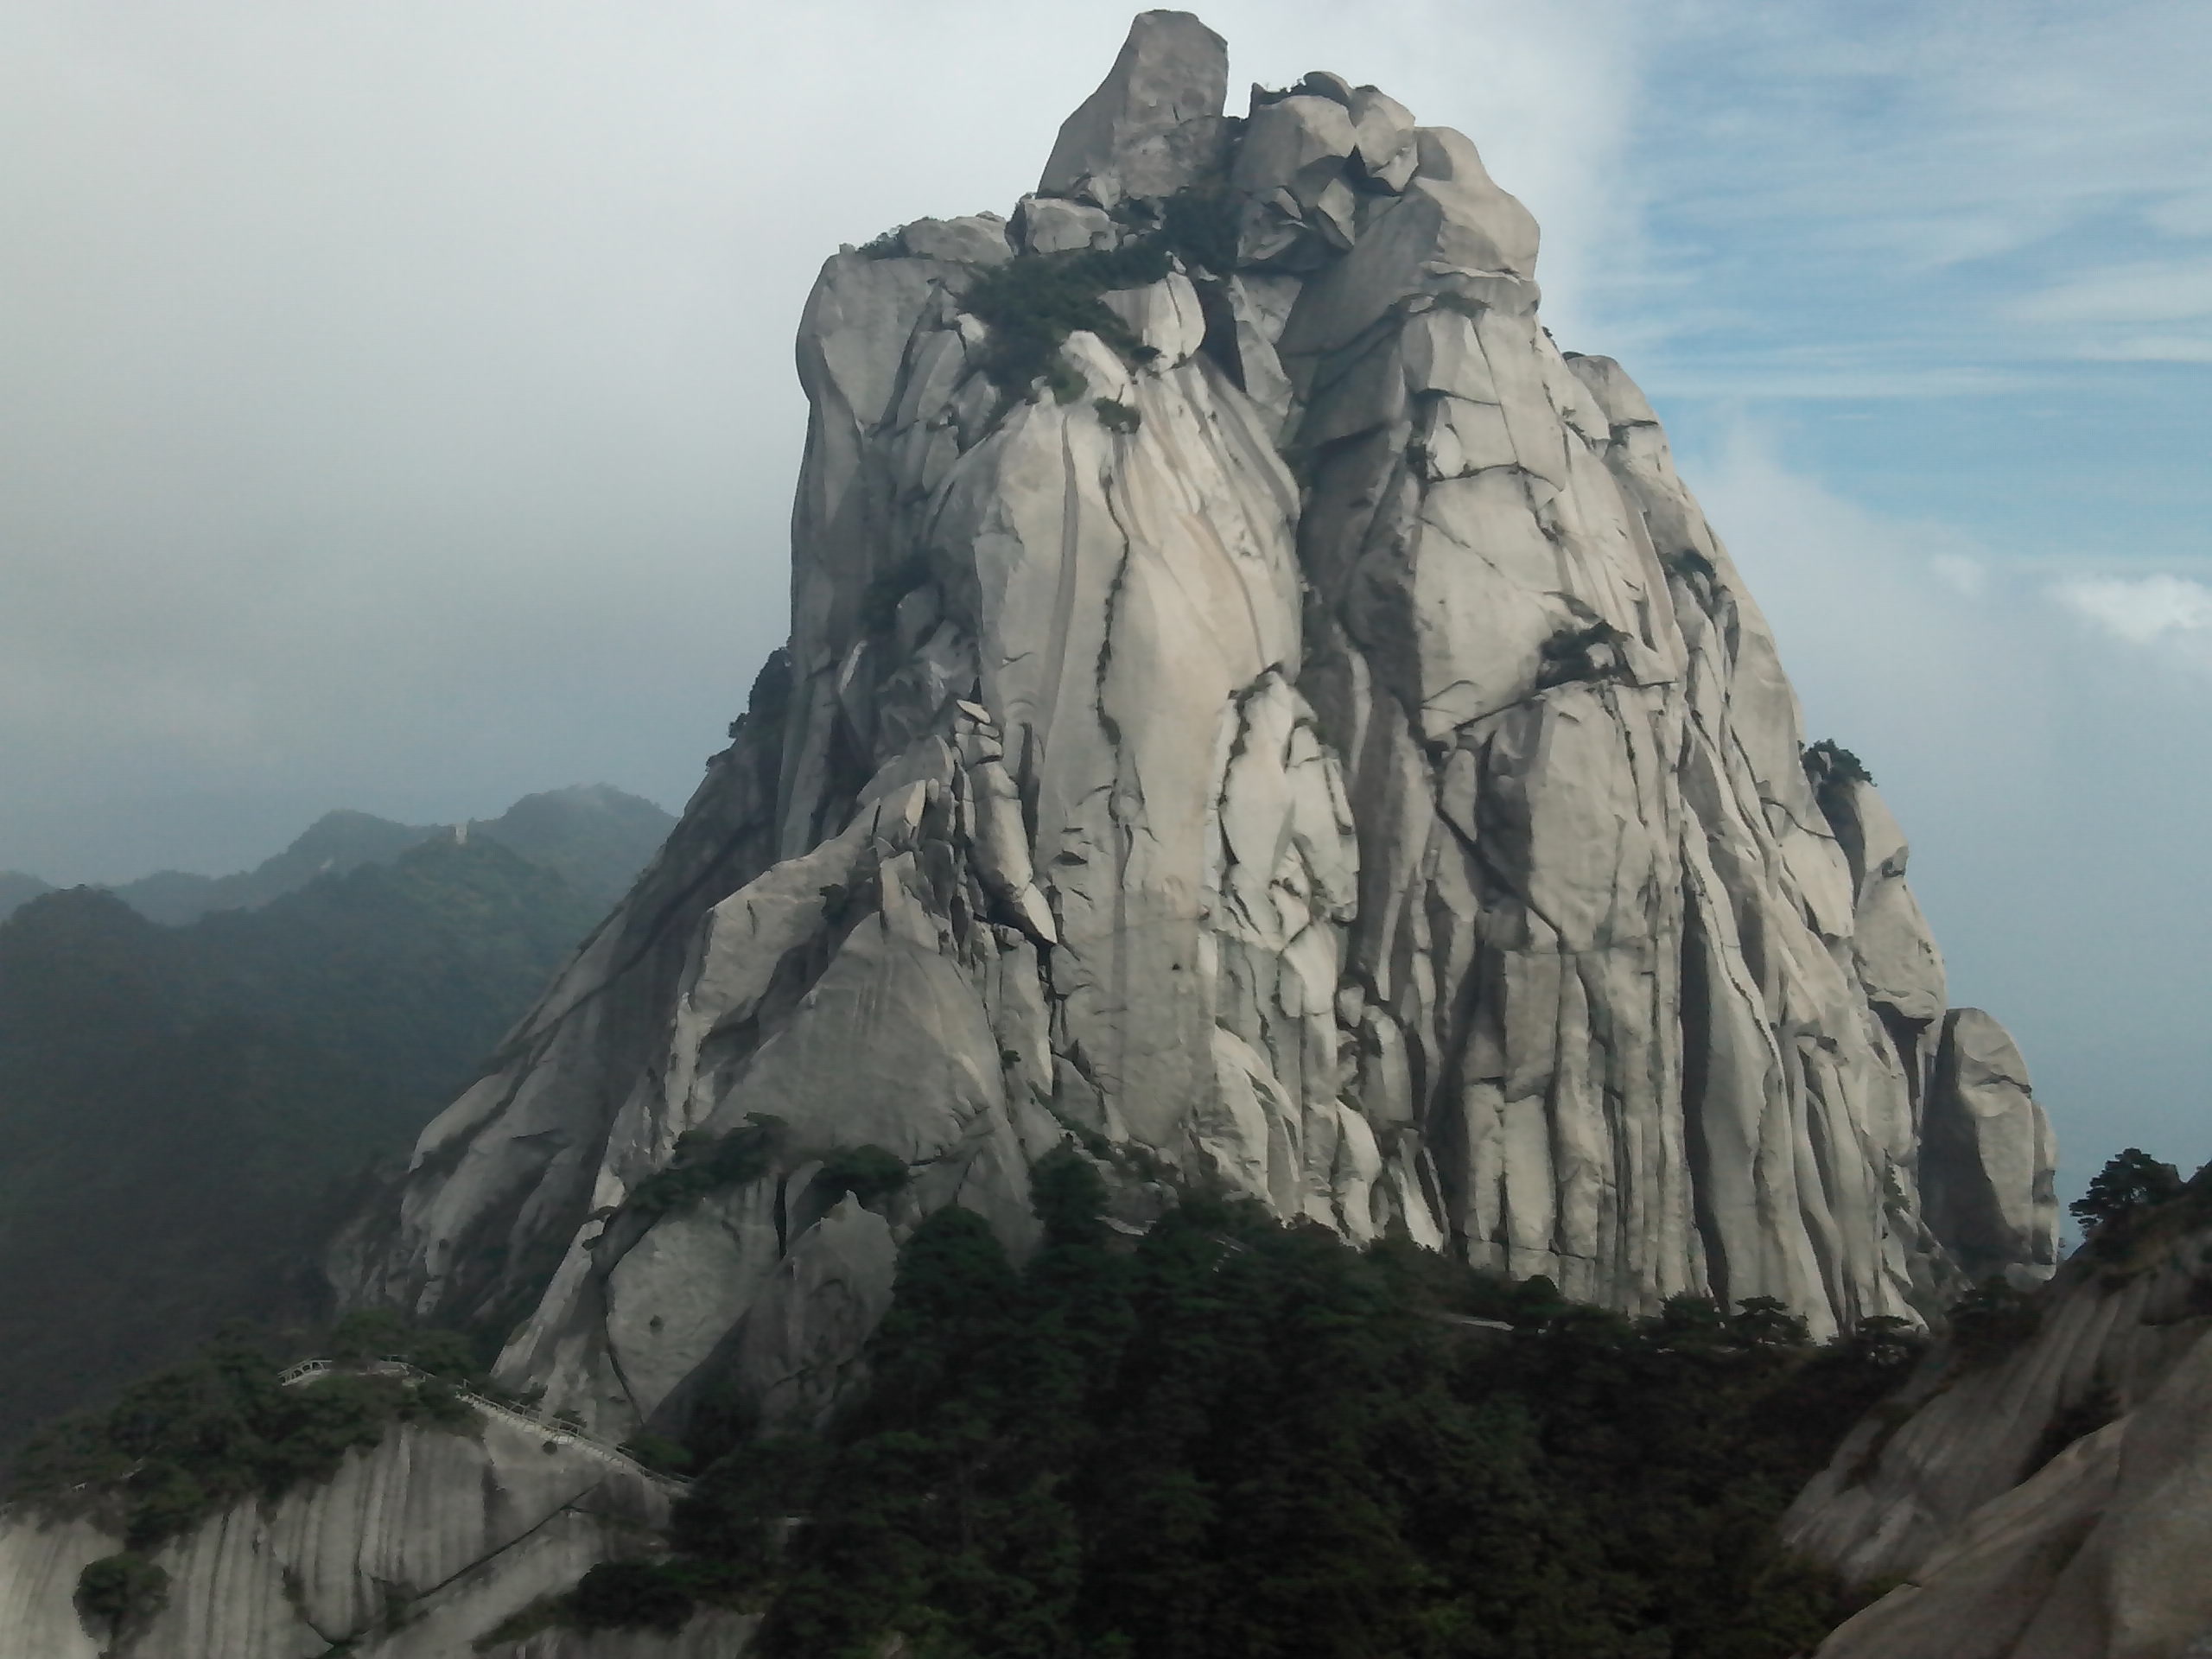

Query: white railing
[[278, 1357, 691, 1490]]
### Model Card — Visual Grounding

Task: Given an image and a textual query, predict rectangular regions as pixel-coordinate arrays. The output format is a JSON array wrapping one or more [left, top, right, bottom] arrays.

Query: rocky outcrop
[[1786, 1216, 2212, 1658], [1923, 1008, 2062, 1284], [0, 1414, 740, 1657], [329, 9, 2056, 1453]]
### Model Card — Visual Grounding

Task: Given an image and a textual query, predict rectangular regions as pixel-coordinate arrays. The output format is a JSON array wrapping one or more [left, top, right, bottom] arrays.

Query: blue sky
[[1, 0, 2203, 1202]]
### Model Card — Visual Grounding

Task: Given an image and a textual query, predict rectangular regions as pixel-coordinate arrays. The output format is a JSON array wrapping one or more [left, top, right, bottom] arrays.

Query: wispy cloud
[[2052, 573, 2212, 647], [1602, 1, 2212, 385], [2013, 260, 2212, 327], [2006, 257, 2212, 362]]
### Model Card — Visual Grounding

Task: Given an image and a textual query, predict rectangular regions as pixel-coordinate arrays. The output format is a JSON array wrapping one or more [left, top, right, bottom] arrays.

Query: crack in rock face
[[327, 9, 2058, 1453]]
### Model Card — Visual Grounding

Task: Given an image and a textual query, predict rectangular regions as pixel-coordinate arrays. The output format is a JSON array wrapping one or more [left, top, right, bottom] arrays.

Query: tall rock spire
[[333, 11, 2058, 1441]]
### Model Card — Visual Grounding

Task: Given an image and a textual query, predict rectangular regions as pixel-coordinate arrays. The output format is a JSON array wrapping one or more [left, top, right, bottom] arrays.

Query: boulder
[[1924, 1008, 2062, 1283], [898, 213, 1012, 265], [1347, 86, 1418, 189], [1014, 194, 1115, 255], [1038, 10, 1228, 207], [1232, 93, 1356, 211]]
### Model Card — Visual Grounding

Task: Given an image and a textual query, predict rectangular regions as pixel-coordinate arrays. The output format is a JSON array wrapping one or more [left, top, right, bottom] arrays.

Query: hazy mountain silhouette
[[0, 788, 672, 1452]]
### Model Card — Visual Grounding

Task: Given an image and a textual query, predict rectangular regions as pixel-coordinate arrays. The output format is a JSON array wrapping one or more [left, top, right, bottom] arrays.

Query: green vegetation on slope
[[10, 1313, 486, 1637], [615, 1155, 1918, 1658], [10, 1316, 480, 1549], [963, 239, 1171, 398], [2067, 1144, 2212, 1278], [0, 837, 604, 1453]]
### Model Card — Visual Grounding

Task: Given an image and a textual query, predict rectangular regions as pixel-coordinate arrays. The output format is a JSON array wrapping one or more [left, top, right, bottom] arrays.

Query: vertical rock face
[[1923, 1007, 2062, 1284], [332, 11, 2056, 1441]]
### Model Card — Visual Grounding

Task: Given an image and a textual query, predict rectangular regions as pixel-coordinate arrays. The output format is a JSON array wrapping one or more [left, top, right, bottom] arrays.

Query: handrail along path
[[277, 1357, 691, 1492]]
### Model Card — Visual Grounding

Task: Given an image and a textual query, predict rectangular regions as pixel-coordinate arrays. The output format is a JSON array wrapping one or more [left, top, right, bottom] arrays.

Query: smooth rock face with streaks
[[0, 1415, 738, 1658], [329, 10, 2057, 1453], [1788, 1219, 2212, 1659]]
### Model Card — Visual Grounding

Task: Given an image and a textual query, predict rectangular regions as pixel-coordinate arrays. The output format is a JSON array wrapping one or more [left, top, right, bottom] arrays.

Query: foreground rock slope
[[1787, 1202, 2212, 1658], [0, 1410, 747, 1658], [326, 10, 2057, 1448]]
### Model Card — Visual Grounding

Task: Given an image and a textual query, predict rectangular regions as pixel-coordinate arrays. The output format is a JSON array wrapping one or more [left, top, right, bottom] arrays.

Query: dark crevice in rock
[[1679, 881, 1729, 1310]]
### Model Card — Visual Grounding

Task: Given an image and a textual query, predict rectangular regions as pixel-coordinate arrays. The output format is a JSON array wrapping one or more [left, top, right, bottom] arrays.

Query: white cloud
[[2072, 334, 2212, 363], [2052, 574, 2212, 645], [2011, 259, 2212, 327]]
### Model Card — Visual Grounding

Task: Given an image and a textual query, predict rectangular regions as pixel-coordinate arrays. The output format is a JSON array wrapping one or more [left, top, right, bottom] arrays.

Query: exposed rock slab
[[1791, 1223, 2212, 1658], [0, 1416, 683, 1658], [1038, 10, 1227, 207]]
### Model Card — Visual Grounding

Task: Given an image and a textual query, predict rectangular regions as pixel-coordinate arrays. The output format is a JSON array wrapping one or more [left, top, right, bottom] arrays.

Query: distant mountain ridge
[[0, 786, 675, 1452], [0, 874, 50, 923], [0, 784, 674, 925]]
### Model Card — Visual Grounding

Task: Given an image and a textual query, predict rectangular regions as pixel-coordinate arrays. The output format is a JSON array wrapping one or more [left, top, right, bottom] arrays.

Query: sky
[[3, 0, 2206, 1196]]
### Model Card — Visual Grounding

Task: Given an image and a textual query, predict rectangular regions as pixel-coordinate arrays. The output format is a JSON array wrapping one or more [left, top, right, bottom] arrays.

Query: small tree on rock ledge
[[2070, 1147, 2184, 1236]]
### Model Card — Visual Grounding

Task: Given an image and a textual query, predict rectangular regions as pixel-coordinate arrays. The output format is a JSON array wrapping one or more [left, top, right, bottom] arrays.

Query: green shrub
[[1094, 397, 1142, 435], [2071, 1147, 2184, 1236], [74, 1552, 168, 1631], [671, 1435, 827, 1590], [570, 1560, 696, 1634], [619, 1432, 694, 1474], [1803, 739, 1873, 789], [963, 241, 1171, 395], [1045, 357, 1088, 404], [10, 1318, 482, 1548], [324, 1307, 486, 1382], [628, 1118, 783, 1218], [1535, 621, 1631, 690], [1947, 1277, 2041, 1367], [1157, 182, 1243, 276], [814, 1145, 910, 1210]]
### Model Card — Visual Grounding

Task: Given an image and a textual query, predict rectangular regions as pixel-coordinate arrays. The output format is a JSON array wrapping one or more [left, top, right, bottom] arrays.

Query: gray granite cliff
[[328, 10, 2058, 1448]]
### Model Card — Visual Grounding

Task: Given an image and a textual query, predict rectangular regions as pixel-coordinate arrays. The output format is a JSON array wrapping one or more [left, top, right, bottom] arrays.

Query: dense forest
[[29, 1146, 2208, 1656], [668, 1160, 1914, 1658]]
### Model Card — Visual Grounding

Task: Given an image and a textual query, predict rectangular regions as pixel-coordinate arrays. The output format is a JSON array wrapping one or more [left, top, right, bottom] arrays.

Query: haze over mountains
[[0, 784, 673, 927], [0, 785, 672, 1449]]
